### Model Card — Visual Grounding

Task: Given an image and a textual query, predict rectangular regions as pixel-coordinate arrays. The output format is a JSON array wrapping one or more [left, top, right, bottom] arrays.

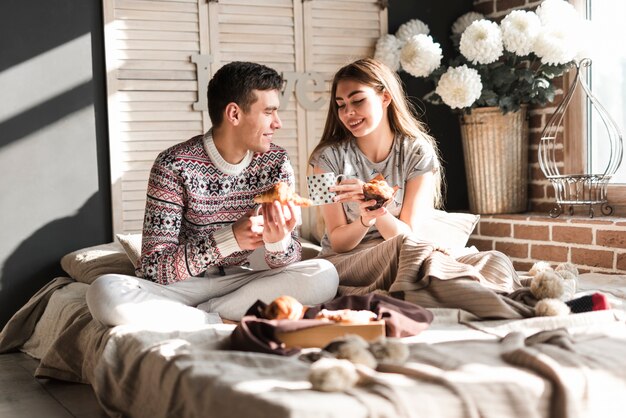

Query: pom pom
[[531, 270, 564, 300], [555, 262, 579, 277], [535, 298, 571, 316], [368, 338, 409, 365], [323, 335, 378, 369], [309, 358, 359, 392], [529, 261, 552, 277]]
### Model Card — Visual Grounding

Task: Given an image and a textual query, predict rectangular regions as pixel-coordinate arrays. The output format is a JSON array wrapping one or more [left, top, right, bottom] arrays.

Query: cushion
[[116, 233, 142, 267], [60, 241, 136, 284], [413, 209, 480, 249]]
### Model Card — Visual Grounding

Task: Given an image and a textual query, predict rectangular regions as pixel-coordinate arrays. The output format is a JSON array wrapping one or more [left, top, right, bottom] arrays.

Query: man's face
[[237, 89, 282, 154]]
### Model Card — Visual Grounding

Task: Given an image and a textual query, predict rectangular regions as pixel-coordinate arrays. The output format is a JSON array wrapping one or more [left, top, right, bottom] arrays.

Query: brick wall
[[467, 0, 626, 275], [469, 214, 626, 273]]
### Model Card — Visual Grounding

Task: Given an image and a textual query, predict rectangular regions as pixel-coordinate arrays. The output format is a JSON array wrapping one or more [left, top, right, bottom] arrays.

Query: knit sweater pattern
[[138, 134, 301, 285]]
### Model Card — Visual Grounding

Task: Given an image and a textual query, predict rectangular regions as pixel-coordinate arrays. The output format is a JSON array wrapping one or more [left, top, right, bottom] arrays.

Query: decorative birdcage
[[538, 58, 623, 218]]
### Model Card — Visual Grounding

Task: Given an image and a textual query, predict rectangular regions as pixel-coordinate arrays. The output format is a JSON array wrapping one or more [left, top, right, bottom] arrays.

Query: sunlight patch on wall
[[0, 34, 93, 124], [0, 105, 99, 271]]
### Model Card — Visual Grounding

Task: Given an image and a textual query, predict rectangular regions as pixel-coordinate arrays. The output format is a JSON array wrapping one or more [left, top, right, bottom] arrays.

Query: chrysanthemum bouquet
[[375, 0, 587, 114]]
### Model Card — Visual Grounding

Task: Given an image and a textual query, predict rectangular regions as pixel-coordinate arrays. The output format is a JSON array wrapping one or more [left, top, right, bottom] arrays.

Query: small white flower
[[460, 20, 503, 64], [374, 34, 402, 71], [536, 0, 579, 29], [435, 65, 483, 109], [501, 10, 541, 56], [452, 12, 485, 36], [395, 19, 430, 43], [400, 34, 442, 78], [534, 26, 577, 65]]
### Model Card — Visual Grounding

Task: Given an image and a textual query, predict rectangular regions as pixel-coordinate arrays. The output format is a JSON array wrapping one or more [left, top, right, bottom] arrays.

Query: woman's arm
[[398, 171, 436, 231], [357, 171, 436, 240]]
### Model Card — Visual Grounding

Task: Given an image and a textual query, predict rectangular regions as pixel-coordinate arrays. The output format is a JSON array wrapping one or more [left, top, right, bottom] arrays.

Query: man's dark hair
[[207, 61, 284, 127]]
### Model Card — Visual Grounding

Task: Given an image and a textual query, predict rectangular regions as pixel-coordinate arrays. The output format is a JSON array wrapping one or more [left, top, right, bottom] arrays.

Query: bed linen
[[1, 273, 626, 418]]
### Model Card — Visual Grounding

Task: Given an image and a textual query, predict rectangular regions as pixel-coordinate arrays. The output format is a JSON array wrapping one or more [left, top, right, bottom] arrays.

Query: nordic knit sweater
[[138, 130, 302, 285]]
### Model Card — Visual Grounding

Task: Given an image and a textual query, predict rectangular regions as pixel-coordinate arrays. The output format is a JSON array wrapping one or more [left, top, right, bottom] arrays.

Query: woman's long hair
[[309, 58, 444, 208]]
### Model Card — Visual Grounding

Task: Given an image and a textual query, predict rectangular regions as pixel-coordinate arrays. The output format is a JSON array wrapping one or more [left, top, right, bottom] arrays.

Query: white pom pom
[[529, 261, 552, 277], [309, 358, 359, 392], [556, 262, 579, 277], [329, 335, 377, 369], [535, 298, 571, 316], [368, 338, 409, 365], [531, 270, 564, 300], [556, 270, 578, 301]]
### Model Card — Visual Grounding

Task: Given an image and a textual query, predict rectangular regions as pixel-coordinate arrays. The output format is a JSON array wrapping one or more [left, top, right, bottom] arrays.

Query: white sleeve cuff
[[264, 234, 292, 253], [213, 225, 242, 257]]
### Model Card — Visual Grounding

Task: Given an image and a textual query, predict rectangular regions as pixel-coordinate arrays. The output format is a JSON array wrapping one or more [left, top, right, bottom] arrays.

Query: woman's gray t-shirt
[[309, 135, 437, 255]]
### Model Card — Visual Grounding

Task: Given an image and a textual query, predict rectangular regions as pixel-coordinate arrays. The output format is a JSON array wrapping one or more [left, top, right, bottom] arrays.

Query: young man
[[87, 62, 338, 326]]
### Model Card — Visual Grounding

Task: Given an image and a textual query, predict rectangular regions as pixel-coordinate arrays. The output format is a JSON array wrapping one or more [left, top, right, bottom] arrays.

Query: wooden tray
[[275, 320, 386, 348]]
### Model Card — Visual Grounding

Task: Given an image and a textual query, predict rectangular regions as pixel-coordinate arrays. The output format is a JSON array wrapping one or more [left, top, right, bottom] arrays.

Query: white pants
[[86, 259, 338, 326]]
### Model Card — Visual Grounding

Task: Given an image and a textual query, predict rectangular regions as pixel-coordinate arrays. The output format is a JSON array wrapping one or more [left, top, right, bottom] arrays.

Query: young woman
[[309, 58, 523, 310]]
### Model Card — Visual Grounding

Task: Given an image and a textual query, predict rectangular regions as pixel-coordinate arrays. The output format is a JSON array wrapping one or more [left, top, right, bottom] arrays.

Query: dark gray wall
[[0, 1, 470, 328], [388, 0, 474, 210], [0, 0, 111, 327]]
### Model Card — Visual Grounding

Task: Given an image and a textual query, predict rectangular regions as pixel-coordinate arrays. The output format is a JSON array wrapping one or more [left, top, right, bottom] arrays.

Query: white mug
[[306, 172, 346, 206]]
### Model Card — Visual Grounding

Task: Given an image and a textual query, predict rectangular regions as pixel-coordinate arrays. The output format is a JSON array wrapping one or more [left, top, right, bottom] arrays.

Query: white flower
[[374, 34, 402, 71], [400, 34, 442, 78], [460, 20, 503, 64], [534, 26, 577, 65], [501, 10, 541, 56], [435, 65, 483, 109], [452, 12, 485, 36], [395, 19, 430, 43], [536, 0, 579, 29]]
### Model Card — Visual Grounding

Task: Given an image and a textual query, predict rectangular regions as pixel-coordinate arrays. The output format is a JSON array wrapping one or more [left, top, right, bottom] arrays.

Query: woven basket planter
[[459, 106, 529, 214]]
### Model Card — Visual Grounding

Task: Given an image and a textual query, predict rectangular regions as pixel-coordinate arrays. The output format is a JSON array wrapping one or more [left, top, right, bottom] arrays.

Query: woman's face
[[334, 79, 390, 139]]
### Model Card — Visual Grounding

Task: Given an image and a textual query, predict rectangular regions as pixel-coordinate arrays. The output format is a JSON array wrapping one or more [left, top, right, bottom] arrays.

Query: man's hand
[[232, 209, 264, 250], [262, 201, 297, 244]]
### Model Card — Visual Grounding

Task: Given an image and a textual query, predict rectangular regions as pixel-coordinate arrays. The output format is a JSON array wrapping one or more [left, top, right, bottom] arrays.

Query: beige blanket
[[3, 275, 626, 417], [90, 313, 626, 418]]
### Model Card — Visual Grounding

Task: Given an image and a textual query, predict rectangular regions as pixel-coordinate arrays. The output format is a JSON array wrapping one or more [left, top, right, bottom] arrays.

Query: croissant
[[362, 174, 398, 210], [264, 295, 307, 320], [254, 182, 313, 207], [315, 309, 378, 324]]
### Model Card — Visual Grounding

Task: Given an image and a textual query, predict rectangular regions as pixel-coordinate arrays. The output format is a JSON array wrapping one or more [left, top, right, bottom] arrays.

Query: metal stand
[[538, 59, 623, 218]]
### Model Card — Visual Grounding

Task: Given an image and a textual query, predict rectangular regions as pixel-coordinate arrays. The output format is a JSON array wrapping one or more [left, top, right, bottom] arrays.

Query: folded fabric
[[230, 293, 433, 355]]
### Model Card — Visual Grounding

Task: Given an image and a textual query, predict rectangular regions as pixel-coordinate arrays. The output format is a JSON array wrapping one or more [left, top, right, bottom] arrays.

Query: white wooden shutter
[[103, 0, 386, 238], [104, 0, 206, 233], [300, 0, 388, 236]]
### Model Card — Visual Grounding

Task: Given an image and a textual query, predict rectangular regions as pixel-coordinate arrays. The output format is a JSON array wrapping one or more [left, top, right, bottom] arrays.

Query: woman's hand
[[359, 201, 386, 227], [330, 178, 365, 204], [331, 178, 388, 227]]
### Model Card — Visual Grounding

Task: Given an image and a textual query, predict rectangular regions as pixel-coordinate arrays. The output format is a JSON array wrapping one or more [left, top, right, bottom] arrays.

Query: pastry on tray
[[254, 182, 313, 207], [362, 174, 398, 210], [264, 295, 307, 320], [314, 308, 378, 324]]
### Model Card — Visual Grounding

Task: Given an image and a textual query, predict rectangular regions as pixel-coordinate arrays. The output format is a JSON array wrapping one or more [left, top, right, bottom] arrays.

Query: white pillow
[[413, 210, 480, 249], [116, 233, 142, 267]]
